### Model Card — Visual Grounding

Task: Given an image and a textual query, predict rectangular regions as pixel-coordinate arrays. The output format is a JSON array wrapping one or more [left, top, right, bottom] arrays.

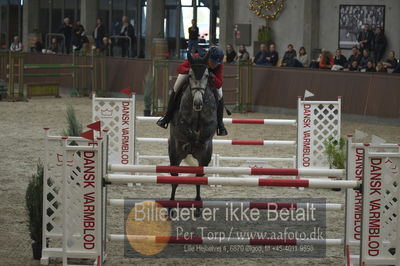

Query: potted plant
[[143, 69, 153, 116], [25, 160, 44, 260], [324, 136, 346, 191]]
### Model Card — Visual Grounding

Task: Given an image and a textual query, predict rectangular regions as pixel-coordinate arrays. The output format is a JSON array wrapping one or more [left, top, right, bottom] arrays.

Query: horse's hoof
[[194, 208, 202, 218], [217, 127, 228, 136], [156, 117, 169, 129]]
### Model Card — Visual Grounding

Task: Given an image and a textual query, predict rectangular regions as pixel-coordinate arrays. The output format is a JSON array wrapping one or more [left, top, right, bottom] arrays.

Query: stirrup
[[217, 126, 228, 136], [156, 117, 169, 129]]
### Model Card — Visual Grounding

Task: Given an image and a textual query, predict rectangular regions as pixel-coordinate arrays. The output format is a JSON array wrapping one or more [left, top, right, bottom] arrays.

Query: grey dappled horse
[[168, 53, 218, 216]]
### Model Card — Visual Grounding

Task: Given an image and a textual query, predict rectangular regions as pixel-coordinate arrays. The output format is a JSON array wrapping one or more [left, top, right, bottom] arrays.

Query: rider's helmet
[[209, 46, 224, 65]]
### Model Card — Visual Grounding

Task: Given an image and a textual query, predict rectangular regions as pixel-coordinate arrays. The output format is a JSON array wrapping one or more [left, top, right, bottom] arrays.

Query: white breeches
[[173, 73, 223, 100]]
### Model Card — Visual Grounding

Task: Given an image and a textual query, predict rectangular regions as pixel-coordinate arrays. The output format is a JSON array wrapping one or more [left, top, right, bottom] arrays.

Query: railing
[[109, 35, 132, 57]]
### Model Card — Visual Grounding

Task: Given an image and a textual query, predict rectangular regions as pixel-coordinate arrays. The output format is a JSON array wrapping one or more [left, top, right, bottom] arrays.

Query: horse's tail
[[184, 154, 199, 166]]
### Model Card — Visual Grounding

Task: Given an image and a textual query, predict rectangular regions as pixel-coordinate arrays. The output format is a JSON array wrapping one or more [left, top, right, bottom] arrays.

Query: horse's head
[[187, 52, 210, 112]]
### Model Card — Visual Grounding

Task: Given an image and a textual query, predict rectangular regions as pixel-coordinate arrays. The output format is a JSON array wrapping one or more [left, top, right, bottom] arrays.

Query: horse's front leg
[[168, 139, 183, 217]]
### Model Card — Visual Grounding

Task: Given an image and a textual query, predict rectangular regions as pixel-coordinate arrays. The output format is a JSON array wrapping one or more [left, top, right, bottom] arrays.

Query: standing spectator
[[265, 44, 278, 66], [224, 44, 237, 64], [58, 17, 73, 54], [237, 45, 250, 62], [72, 20, 85, 51], [119, 16, 135, 57], [382, 50, 398, 72], [359, 48, 372, 69], [10, 36, 22, 52], [297, 46, 308, 67], [253, 43, 268, 66], [373, 26, 387, 63], [188, 19, 199, 53], [93, 18, 106, 50], [281, 44, 297, 67], [29, 36, 43, 53], [331, 49, 347, 70], [48, 37, 59, 54], [319, 50, 334, 69], [357, 23, 373, 52], [347, 46, 362, 67], [365, 60, 376, 72]]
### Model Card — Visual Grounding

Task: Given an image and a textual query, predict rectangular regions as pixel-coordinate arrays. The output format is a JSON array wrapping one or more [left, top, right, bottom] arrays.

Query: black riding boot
[[157, 91, 177, 129], [217, 97, 228, 136]]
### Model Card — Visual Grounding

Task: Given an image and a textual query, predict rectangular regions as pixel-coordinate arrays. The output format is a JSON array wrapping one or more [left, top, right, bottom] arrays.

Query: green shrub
[[25, 161, 44, 245], [324, 136, 346, 169]]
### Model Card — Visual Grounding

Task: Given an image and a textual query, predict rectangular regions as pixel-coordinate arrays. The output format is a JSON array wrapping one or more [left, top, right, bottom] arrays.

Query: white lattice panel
[[345, 138, 400, 265], [42, 131, 89, 262], [62, 144, 103, 264], [361, 152, 400, 265], [297, 99, 341, 169], [92, 94, 135, 165]]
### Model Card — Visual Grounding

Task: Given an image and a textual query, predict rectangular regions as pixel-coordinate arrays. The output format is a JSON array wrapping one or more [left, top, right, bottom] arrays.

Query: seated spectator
[[281, 44, 297, 66], [224, 44, 237, 64], [382, 50, 398, 72], [319, 50, 334, 69], [333, 49, 347, 67], [253, 43, 268, 66], [265, 44, 278, 66], [297, 46, 308, 67], [359, 49, 372, 69], [364, 60, 376, 72], [48, 37, 60, 54], [30, 36, 43, 53], [10, 36, 22, 52], [237, 45, 250, 62], [309, 49, 324, 69], [348, 60, 359, 72], [376, 62, 387, 73], [347, 46, 362, 67]]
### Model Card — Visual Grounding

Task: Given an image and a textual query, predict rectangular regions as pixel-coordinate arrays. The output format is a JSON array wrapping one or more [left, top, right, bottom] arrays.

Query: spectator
[[100, 37, 111, 56], [281, 44, 296, 66], [365, 60, 376, 72], [357, 23, 373, 52], [237, 45, 250, 62], [224, 44, 237, 64], [331, 49, 347, 70], [309, 49, 324, 69], [119, 16, 135, 57], [93, 18, 106, 50], [58, 17, 73, 54], [188, 19, 199, 53], [319, 50, 334, 69], [382, 50, 397, 72], [347, 46, 362, 67], [253, 43, 268, 66], [375, 62, 386, 73], [30, 36, 43, 53], [348, 60, 359, 72], [373, 26, 386, 63], [297, 46, 308, 67], [10, 36, 22, 52], [72, 20, 85, 51], [48, 37, 59, 54], [265, 44, 279, 66], [359, 49, 373, 69]]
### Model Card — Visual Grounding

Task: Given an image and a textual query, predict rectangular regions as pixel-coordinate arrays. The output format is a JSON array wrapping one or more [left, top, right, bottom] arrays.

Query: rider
[[156, 46, 228, 136]]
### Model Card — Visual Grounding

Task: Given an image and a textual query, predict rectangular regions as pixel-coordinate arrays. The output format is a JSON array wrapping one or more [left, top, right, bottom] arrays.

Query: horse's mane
[[188, 54, 209, 80]]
